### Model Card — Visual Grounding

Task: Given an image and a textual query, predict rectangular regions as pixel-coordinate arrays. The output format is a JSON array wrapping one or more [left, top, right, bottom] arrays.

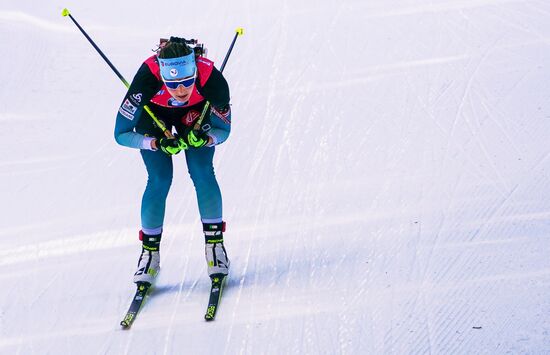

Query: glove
[[158, 136, 188, 155], [185, 129, 209, 148]]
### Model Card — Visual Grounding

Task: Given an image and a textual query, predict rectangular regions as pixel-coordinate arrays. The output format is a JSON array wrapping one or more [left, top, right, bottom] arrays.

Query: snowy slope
[[1, 0, 550, 353]]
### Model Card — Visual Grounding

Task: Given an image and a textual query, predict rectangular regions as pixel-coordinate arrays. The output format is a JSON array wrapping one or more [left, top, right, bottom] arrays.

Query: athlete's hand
[[185, 129, 209, 148], [158, 136, 188, 155]]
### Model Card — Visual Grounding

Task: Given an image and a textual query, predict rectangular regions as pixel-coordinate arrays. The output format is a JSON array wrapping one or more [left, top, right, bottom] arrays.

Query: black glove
[[183, 128, 209, 148], [158, 136, 188, 155]]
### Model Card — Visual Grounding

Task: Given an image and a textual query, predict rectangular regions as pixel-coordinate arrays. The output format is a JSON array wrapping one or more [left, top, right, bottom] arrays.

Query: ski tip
[[61, 8, 70, 17], [205, 304, 216, 321], [120, 317, 134, 329], [236, 27, 244, 36], [120, 316, 134, 329]]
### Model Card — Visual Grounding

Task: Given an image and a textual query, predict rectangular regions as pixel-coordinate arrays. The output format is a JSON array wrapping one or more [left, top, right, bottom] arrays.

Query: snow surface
[[1, 0, 550, 354]]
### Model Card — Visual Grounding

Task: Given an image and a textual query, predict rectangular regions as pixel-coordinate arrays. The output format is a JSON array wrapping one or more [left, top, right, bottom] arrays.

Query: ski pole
[[61, 8, 174, 138], [193, 28, 244, 131]]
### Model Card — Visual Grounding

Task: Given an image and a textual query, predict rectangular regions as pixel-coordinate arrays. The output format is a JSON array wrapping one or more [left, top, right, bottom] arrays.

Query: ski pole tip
[[61, 8, 71, 17], [236, 27, 244, 36]]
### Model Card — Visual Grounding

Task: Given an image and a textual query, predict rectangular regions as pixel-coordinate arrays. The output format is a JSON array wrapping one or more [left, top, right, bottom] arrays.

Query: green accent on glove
[[188, 130, 208, 148], [159, 137, 188, 155]]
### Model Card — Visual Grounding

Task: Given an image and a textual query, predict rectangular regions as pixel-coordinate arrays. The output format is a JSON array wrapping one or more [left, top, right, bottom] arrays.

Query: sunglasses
[[163, 75, 196, 89]]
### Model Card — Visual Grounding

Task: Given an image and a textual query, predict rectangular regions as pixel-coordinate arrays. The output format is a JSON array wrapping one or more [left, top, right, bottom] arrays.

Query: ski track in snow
[[1, 0, 550, 354]]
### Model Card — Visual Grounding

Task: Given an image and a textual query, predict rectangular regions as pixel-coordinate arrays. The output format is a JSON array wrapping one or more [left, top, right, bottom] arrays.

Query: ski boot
[[204, 222, 230, 277], [133, 230, 161, 285]]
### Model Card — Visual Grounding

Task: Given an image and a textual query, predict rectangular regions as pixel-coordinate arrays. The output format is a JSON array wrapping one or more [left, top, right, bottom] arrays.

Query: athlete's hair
[[158, 41, 193, 59]]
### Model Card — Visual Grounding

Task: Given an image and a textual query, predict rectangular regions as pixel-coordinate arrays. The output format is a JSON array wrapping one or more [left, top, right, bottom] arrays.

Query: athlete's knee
[[188, 162, 216, 185], [146, 171, 173, 195], [141, 150, 173, 194]]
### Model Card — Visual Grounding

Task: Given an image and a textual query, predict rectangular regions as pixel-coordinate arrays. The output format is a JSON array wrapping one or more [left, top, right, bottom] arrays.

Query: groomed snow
[[1, 0, 550, 353]]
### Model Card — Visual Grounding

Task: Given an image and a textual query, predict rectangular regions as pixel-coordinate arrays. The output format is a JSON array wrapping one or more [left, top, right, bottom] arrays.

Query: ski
[[120, 282, 151, 328], [204, 274, 227, 321]]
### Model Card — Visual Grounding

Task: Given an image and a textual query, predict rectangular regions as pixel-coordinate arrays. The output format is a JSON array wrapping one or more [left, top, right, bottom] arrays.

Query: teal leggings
[[140, 146, 222, 231]]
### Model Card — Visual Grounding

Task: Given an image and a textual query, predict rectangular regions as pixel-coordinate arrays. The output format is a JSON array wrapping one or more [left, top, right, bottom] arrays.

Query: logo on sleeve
[[122, 99, 137, 114], [131, 93, 142, 104], [119, 98, 138, 120], [118, 107, 134, 120]]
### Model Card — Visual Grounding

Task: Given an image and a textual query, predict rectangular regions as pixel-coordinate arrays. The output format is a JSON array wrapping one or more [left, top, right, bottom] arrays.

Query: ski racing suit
[[114, 55, 231, 234]]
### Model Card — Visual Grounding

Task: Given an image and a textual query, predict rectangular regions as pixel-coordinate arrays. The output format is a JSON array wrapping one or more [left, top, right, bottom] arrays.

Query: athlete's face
[[166, 83, 194, 103], [163, 71, 196, 103]]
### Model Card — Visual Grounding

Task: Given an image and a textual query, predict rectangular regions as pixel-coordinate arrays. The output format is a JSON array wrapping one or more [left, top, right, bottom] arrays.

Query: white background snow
[[1, 0, 550, 353]]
